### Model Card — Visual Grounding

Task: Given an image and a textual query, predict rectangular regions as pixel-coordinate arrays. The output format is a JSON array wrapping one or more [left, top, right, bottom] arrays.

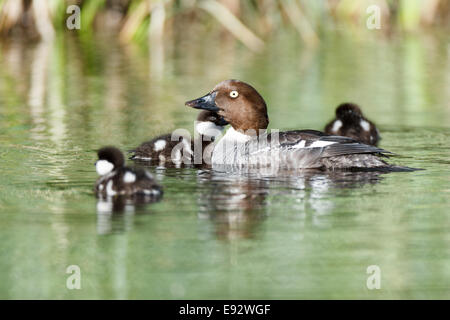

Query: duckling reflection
[[96, 195, 157, 235], [196, 170, 269, 240]]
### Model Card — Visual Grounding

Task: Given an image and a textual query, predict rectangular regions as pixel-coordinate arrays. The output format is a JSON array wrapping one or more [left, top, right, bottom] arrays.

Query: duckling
[[95, 146, 163, 198], [130, 110, 228, 164], [324, 103, 380, 146]]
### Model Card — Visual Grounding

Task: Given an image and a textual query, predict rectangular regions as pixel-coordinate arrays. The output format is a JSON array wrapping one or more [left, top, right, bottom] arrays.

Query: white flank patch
[[196, 121, 224, 137], [123, 171, 136, 183], [291, 139, 335, 149], [132, 156, 152, 161], [292, 140, 306, 149], [308, 141, 336, 148], [106, 180, 117, 196], [331, 120, 342, 133], [153, 139, 167, 152], [360, 120, 370, 132], [143, 189, 160, 196], [96, 160, 114, 175]]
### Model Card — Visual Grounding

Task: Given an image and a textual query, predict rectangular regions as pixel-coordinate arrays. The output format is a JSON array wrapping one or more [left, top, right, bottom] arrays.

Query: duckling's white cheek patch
[[196, 122, 224, 137], [123, 172, 136, 183], [96, 160, 114, 175], [360, 120, 370, 132], [332, 120, 342, 133], [153, 140, 167, 152]]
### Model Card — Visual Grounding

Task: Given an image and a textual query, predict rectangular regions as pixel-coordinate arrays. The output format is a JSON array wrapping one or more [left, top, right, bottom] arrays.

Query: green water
[[0, 31, 449, 299]]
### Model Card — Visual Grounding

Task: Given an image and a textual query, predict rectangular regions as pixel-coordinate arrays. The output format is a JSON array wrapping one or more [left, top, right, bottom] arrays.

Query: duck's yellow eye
[[229, 90, 239, 98]]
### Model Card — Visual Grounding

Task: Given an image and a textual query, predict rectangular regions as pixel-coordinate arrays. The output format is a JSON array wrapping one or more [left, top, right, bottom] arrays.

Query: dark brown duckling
[[95, 146, 163, 198], [130, 110, 228, 165], [324, 103, 380, 146]]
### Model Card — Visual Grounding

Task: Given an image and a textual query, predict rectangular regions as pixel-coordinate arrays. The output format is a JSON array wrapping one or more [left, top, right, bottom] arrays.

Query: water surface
[[0, 31, 449, 299]]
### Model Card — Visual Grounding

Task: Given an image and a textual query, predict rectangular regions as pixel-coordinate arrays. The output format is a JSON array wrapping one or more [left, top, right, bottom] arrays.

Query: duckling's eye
[[229, 90, 239, 98]]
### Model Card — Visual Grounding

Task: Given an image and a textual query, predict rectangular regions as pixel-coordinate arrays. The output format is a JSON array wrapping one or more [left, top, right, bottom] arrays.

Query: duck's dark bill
[[185, 91, 219, 112]]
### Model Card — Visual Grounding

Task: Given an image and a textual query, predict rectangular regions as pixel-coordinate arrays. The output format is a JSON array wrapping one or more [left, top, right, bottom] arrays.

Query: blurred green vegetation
[[0, 0, 449, 50]]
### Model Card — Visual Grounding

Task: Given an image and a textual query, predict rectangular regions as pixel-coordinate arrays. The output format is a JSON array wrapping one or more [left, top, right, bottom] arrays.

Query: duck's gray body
[[212, 128, 390, 171]]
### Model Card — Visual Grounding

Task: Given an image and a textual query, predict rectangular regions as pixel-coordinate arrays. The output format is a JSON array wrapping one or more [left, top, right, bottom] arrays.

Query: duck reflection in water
[[195, 169, 385, 239], [196, 170, 269, 240]]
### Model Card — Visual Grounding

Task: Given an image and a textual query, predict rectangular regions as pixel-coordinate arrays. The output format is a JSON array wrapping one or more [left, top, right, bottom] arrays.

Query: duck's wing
[[320, 140, 389, 157], [212, 130, 394, 169], [246, 130, 391, 158]]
